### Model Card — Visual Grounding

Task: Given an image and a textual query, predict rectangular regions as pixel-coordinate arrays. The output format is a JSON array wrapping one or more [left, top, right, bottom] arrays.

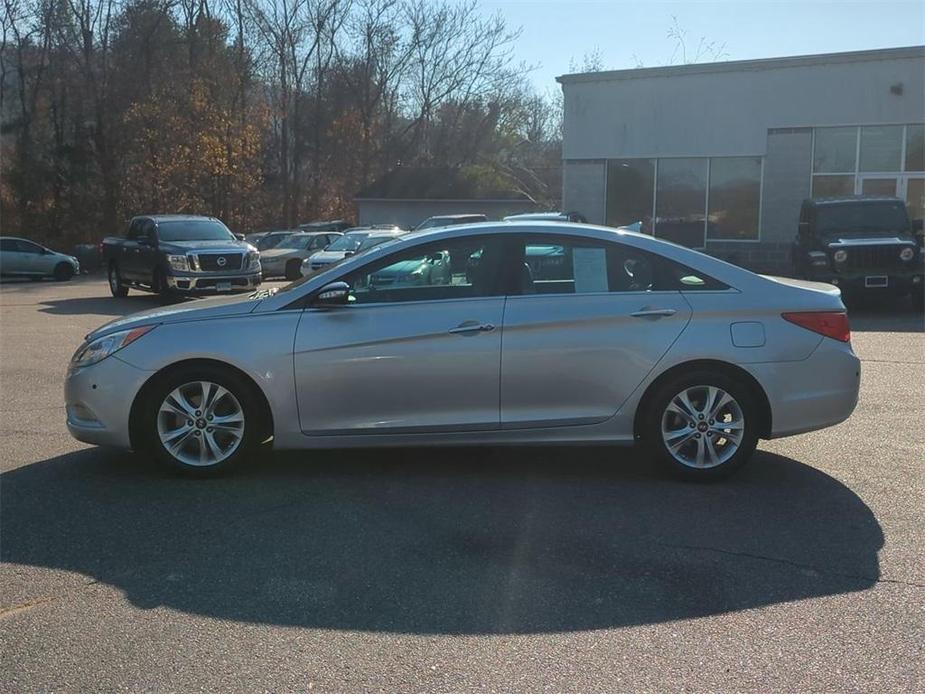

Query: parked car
[[366, 249, 451, 288], [300, 226, 405, 276], [0, 237, 80, 281], [792, 196, 923, 306], [259, 231, 342, 280], [298, 220, 353, 234], [503, 211, 588, 223], [245, 230, 297, 252], [66, 222, 859, 480], [414, 214, 487, 231], [101, 215, 261, 301]]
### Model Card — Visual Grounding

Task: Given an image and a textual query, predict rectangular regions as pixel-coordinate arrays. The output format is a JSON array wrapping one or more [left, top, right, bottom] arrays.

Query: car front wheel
[[642, 370, 759, 481], [142, 366, 261, 475]]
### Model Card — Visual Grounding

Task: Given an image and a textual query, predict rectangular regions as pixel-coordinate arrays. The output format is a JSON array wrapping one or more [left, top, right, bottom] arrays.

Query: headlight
[[167, 254, 189, 271], [808, 251, 828, 267], [833, 249, 848, 263], [900, 247, 915, 261], [246, 251, 260, 269], [70, 326, 156, 369]]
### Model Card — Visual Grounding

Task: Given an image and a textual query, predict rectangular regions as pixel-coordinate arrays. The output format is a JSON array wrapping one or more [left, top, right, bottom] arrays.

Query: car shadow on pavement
[[37, 295, 173, 316], [1, 447, 882, 635]]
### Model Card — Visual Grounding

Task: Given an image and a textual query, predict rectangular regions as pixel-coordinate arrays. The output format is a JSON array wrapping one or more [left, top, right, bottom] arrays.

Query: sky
[[476, 0, 925, 91]]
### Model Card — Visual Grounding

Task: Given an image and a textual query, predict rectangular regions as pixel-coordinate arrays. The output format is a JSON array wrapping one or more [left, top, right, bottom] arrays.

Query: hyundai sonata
[[66, 223, 860, 480]]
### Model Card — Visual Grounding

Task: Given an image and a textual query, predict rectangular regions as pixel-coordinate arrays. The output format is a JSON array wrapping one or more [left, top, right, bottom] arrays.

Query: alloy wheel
[[660, 385, 745, 469], [157, 381, 245, 467]]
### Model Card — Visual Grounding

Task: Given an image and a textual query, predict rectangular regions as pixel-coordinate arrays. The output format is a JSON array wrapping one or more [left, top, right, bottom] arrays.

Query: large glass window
[[812, 175, 856, 198], [655, 158, 708, 248], [343, 236, 504, 304], [905, 124, 924, 172], [605, 159, 655, 233], [707, 157, 761, 240], [859, 125, 903, 172], [813, 127, 857, 173]]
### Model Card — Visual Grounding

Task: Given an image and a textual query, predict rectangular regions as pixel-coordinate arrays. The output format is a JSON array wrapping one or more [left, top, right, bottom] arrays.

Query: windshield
[[326, 233, 367, 252], [277, 235, 313, 250], [157, 220, 235, 242], [816, 202, 909, 235]]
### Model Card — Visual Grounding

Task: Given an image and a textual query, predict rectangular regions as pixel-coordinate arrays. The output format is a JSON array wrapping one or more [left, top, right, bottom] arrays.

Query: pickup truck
[[102, 215, 261, 300]]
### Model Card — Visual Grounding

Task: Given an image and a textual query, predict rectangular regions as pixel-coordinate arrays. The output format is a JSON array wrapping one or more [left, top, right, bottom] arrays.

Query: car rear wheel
[[108, 263, 128, 297], [285, 259, 302, 280], [142, 365, 261, 475], [641, 370, 759, 481]]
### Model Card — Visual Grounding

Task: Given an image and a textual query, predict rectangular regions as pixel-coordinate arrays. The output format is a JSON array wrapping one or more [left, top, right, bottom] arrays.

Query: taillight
[[782, 311, 850, 342]]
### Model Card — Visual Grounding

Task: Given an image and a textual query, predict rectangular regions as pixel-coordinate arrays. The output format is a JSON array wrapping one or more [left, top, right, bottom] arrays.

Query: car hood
[[86, 293, 262, 341], [826, 236, 916, 248], [308, 250, 347, 263], [159, 240, 252, 253]]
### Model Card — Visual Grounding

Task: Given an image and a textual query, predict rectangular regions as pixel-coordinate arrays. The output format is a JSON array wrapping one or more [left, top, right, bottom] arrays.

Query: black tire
[[285, 258, 302, 281], [640, 369, 760, 481], [152, 268, 176, 305], [139, 364, 266, 476], [108, 263, 128, 297], [53, 263, 75, 281]]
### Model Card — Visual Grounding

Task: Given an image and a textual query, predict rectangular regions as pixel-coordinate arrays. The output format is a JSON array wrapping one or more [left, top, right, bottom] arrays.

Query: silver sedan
[[65, 223, 860, 480]]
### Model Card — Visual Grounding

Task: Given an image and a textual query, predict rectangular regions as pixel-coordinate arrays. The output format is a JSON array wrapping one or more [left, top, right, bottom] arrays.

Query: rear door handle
[[630, 308, 677, 318], [449, 322, 495, 335]]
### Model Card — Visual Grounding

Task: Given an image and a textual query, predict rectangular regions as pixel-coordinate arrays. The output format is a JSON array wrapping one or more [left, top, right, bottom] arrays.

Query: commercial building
[[558, 46, 925, 272]]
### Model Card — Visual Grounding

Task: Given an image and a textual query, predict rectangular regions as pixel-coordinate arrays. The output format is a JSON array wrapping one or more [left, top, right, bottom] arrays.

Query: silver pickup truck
[[102, 215, 261, 301]]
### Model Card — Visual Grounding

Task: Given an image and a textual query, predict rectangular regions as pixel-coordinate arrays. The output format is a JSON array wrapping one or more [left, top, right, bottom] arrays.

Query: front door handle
[[630, 308, 677, 318], [449, 321, 495, 335]]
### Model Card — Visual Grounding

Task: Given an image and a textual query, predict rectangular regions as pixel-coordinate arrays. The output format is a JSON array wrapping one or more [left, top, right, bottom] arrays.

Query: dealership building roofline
[[556, 45, 925, 84]]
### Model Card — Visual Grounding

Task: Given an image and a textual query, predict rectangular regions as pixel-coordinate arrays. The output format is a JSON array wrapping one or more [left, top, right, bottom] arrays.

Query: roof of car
[[805, 195, 905, 206], [135, 214, 221, 222], [504, 212, 570, 221], [426, 214, 487, 220], [364, 229, 407, 238], [287, 230, 341, 236]]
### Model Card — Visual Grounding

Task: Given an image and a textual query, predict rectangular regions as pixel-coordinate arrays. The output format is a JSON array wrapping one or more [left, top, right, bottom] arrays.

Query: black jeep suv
[[792, 196, 923, 306]]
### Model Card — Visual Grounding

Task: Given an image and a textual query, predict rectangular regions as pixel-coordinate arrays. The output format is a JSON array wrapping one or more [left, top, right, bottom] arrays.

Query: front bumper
[[166, 272, 262, 294], [65, 355, 153, 449], [807, 269, 923, 293]]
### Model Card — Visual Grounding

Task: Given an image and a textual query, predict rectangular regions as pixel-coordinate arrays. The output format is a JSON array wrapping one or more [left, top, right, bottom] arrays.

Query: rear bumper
[[166, 272, 262, 294], [747, 338, 861, 439]]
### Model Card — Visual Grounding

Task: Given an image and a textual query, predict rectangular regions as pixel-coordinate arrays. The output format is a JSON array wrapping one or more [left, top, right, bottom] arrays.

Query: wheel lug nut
[[689, 422, 695, 428], [194, 430, 201, 436], [707, 432, 713, 437], [694, 433, 701, 439], [207, 415, 213, 421], [709, 419, 714, 425], [187, 420, 193, 426], [207, 427, 213, 433], [195, 410, 202, 416], [698, 414, 704, 420]]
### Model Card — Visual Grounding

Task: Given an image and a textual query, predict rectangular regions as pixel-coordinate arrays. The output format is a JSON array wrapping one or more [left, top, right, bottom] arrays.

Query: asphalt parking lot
[[1, 277, 923, 692]]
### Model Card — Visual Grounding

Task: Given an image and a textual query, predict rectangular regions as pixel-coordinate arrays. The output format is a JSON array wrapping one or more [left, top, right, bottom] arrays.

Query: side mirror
[[138, 236, 154, 247], [311, 281, 350, 308], [798, 221, 811, 239], [912, 219, 923, 233], [235, 233, 246, 241]]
